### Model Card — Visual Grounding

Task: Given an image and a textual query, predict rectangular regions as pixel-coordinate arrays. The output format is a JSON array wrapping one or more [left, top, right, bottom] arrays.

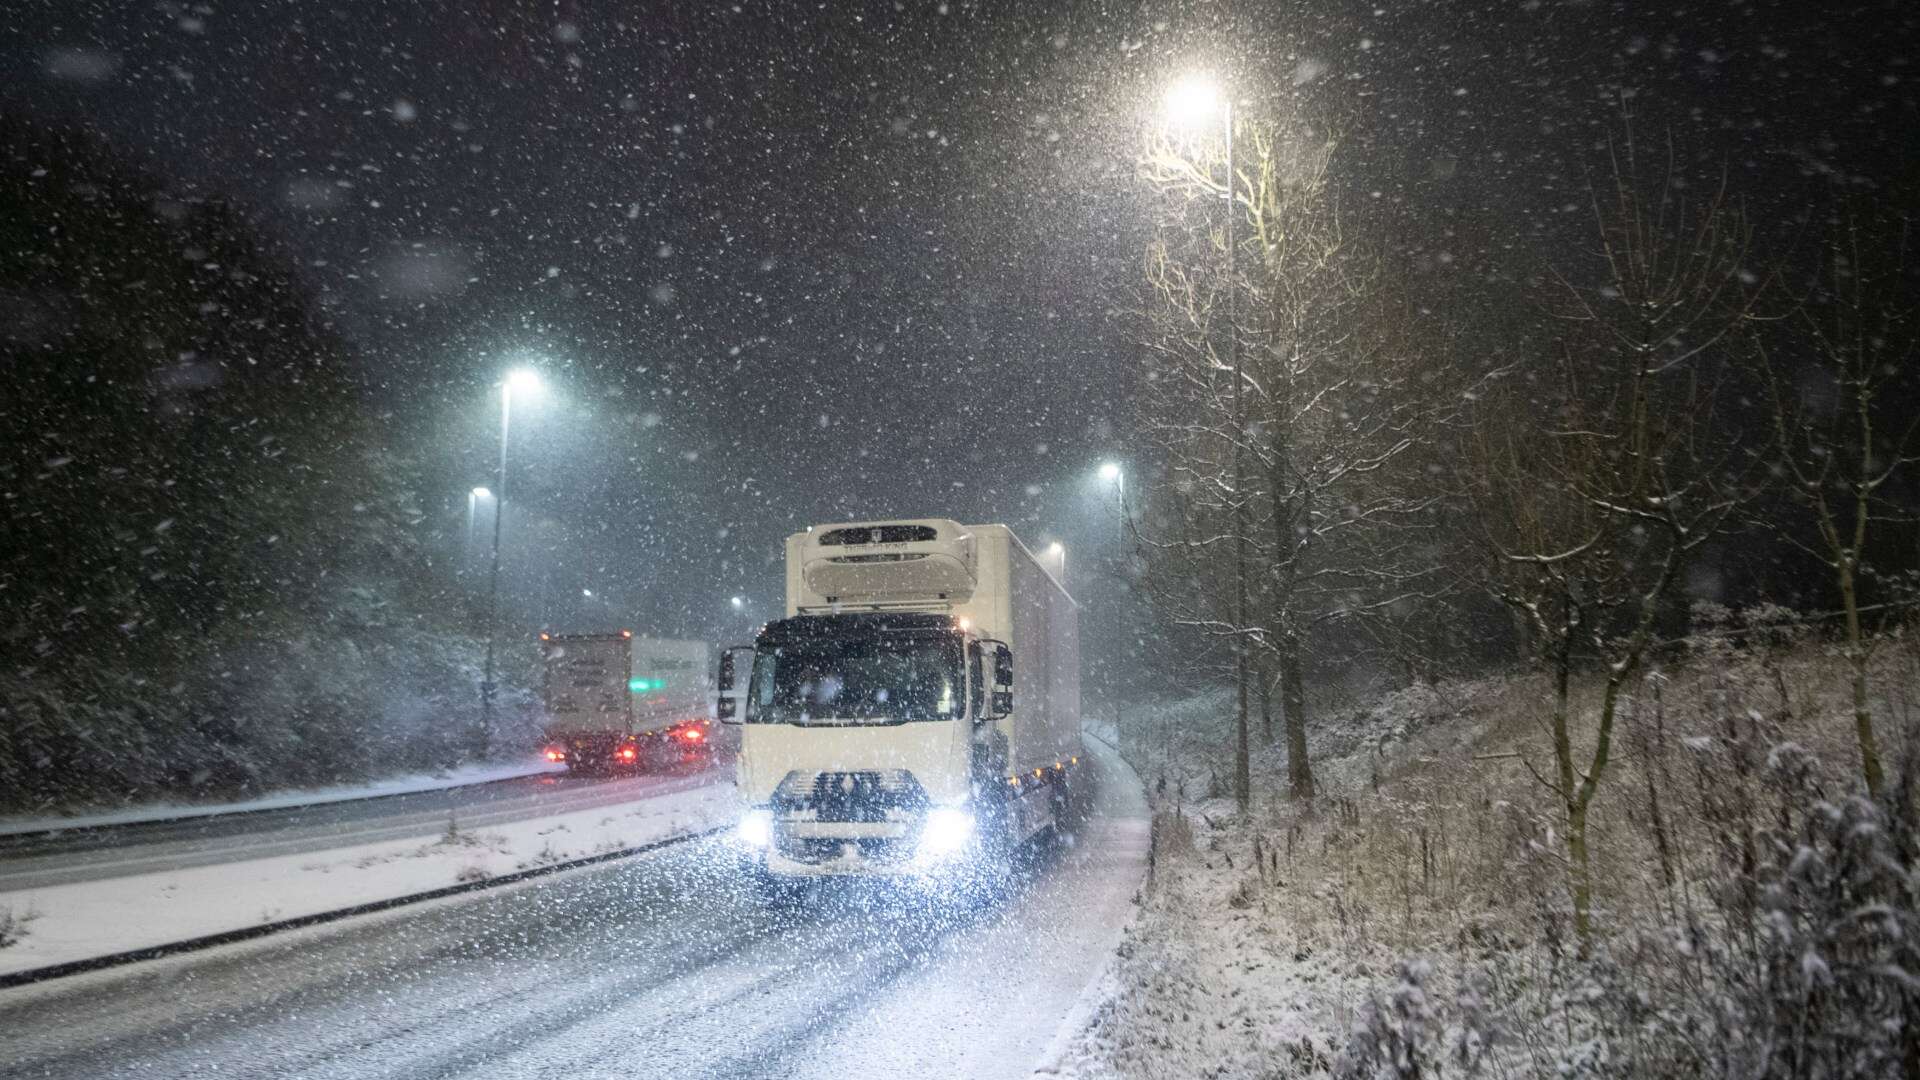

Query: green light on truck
[[629, 677, 665, 693]]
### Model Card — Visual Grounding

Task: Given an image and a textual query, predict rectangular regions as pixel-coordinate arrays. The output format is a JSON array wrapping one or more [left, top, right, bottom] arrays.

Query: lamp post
[[480, 368, 542, 756], [466, 486, 491, 559], [1165, 75, 1250, 808], [1097, 461, 1125, 515], [1045, 541, 1067, 580]]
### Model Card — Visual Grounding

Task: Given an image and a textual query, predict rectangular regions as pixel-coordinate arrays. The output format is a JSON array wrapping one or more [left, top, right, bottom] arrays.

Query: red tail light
[[681, 728, 704, 743], [545, 749, 565, 762]]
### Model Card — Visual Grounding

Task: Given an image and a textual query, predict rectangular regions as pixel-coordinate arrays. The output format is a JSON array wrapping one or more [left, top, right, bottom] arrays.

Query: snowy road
[[0, 743, 1147, 1079], [0, 764, 727, 892]]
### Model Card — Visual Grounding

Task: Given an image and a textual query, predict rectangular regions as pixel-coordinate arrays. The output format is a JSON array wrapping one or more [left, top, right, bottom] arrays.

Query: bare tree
[[1755, 210, 1919, 798], [1133, 102, 1449, 806], [1465, 120, 1756, 943]]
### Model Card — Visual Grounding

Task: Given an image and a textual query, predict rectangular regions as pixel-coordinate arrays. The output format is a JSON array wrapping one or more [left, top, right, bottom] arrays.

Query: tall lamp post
[[1165, 75, 1250, 808], [480, 368, 542, 756], [1098, 460, 1125, 516], [466, 486, 491, 557]]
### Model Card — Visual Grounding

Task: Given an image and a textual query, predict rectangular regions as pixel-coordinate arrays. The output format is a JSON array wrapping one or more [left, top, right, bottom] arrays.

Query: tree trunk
[[1510, 605, 1533, 661], [1282, 639, 1315, 800], [1839, 563, 1886, 797], [1258, 657, 1274, 745], [1234, 643, 1251, 811], [1547, 622, 1589, 943], [1567, 799, 1594, 947]]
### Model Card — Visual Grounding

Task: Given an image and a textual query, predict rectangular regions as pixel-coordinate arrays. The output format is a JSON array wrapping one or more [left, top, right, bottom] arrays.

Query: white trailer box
[[629, 638, 710, 735], [541, 632, 713, 771]]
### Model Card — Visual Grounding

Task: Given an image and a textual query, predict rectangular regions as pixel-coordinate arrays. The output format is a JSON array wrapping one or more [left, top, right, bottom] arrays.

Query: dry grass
[[1082, 621, 1920, 1079]]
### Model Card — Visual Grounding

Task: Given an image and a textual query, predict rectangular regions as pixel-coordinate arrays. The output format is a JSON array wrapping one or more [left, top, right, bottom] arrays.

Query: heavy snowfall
[[3, 2, 1918, 1078]]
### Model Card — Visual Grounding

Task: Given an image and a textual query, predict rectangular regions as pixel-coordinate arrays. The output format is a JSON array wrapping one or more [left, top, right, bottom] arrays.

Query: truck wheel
[[1048, 771, 1074, 837], [964, 794, 1018, 906]]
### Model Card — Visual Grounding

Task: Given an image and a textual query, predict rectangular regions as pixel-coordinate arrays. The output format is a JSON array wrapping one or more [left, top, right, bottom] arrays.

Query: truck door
[[967, 640, 1011, 789]]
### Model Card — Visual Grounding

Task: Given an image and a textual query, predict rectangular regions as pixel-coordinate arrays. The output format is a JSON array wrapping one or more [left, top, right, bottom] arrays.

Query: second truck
[[541, 632, 712, 772], [719, 518, 1081, 892]]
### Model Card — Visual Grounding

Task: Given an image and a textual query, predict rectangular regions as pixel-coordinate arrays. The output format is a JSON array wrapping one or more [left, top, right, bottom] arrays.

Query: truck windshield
[[747, 636, 962, 724]]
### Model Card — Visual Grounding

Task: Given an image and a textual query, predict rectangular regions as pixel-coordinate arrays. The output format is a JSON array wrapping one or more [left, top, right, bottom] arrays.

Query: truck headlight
[[738, 808, 772, 848], [918, 807, 975, 858]]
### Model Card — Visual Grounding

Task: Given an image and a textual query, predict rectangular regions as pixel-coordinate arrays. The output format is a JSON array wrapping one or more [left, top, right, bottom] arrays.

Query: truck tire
[[964, 788, 1019, 906], [1048, 769, 1074, 837]]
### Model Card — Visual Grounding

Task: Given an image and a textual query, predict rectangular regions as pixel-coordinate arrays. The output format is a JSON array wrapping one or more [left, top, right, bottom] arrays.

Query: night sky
[[8, 1, 1915, 693]]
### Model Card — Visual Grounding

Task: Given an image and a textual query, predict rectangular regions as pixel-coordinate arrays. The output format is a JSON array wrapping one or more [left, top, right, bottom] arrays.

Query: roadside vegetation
[[0, 117, 540, 815], [1071, 615, 1919, 1078], [1113, 49, 1919, 1076]]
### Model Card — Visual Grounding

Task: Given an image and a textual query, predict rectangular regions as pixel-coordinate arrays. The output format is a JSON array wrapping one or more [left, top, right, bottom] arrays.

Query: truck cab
[[721, 519, 1079, 886]]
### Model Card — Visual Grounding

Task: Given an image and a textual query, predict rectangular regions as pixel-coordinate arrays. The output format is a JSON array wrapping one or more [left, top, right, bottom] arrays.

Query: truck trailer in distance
[[719, 518, 1080, 893], [540, 632, 712, 772]]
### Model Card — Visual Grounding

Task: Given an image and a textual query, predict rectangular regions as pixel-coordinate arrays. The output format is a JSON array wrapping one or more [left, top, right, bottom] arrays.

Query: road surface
[[0, 743, 1147, 1079], [0, 762, 727, 893]]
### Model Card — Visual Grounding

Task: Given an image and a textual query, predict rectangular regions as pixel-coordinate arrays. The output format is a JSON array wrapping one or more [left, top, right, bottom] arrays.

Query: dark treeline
[[0, 116, 531, 813]]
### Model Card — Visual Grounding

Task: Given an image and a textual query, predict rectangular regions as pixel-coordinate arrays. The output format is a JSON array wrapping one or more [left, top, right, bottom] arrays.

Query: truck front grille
[[826, 553, 926, 564], [773, 770, 927, 823], [777, 836, 915, 865]]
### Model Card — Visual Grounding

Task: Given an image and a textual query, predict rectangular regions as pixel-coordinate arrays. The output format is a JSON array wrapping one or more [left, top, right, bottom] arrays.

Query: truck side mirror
[[716, 646, 754, 725], [982, 640, 1012, 720], [967, 642, 986, 720]]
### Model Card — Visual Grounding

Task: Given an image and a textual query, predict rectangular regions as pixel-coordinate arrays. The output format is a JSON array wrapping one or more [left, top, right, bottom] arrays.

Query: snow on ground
[[798, 740, 1151, 1080], [1045, 638, 1919, 1078], [0, 758, 567, 837], [0, 780, 732, 977], [1041, 802, 1362, 1077]]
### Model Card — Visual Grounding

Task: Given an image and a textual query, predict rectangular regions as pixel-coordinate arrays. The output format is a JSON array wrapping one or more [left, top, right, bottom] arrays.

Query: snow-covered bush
[[1073, 628, 1919, 1080], [1336, 961, 1497, 1079]]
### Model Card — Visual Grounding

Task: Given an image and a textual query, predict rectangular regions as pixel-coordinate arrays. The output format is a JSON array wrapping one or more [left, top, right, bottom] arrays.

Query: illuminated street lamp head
[[1048, 542, 1064, 556], [1098, 462, 1123, 483], [1164, 75, 1225, 129], [729, 595, 745, 610], [471, 486, 492, 499], [505, 368, 543, 396]]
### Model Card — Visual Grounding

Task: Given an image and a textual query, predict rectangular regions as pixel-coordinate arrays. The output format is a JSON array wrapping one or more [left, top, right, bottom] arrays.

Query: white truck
[[718, 518, 1080, 892], [541, 632, 712, 772]]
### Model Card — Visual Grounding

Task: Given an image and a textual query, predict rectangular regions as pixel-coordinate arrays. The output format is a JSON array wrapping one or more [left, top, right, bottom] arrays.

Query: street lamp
[[480, 368, 543, 756], [1163, 76, 1225, 131], [729, 595, 745, 610], [1097, 461, 1122, 484], [1164, 72, 1251, 807]]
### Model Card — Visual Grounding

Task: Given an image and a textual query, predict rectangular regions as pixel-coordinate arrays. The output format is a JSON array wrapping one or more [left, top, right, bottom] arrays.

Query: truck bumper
[[742, 805, 983, 881]]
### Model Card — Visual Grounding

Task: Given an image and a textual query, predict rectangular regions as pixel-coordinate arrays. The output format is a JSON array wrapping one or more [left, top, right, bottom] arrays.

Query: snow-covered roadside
[[0, 759, 567, 837], [0, 781, 733, 977], [1046, 638, 1920, 1079]]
